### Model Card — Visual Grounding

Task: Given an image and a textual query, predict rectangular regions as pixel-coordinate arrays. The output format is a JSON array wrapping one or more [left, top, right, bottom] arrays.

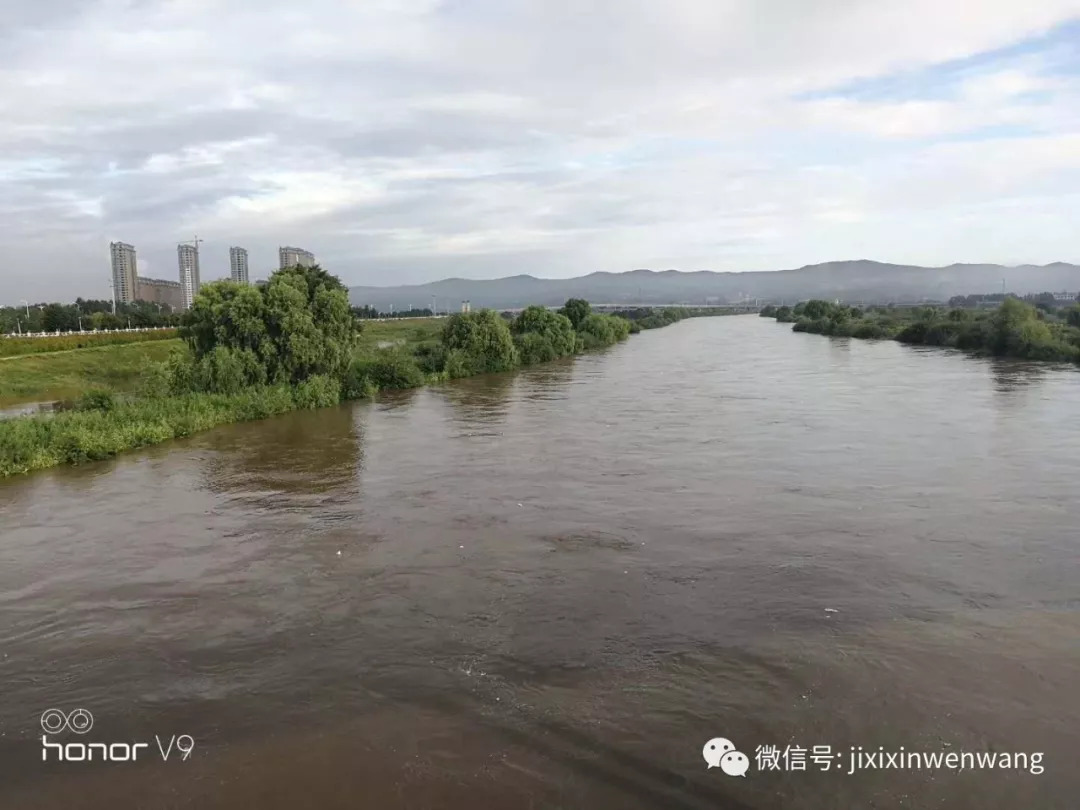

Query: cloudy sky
[[2, 0, 1079, 302]]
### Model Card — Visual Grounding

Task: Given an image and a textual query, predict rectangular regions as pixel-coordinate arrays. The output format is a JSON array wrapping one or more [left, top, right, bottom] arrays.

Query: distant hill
[[349, 261, 1080, 310]]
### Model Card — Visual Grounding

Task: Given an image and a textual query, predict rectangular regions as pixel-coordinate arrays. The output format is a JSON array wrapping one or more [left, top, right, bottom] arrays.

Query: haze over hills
[[349, 261, 1080, 311]]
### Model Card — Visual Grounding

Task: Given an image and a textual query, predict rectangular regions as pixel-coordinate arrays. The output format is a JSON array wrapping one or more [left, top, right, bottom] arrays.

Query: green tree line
[[1, 299, 181, 334], [761, 299, 1080, 362]]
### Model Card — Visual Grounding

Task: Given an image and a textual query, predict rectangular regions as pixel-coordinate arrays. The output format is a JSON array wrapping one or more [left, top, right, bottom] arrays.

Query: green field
[[0, 329, 179, 359], [0, 320, 447, 408], [0, 340, 183, 407], [354, 318, 444, 359]]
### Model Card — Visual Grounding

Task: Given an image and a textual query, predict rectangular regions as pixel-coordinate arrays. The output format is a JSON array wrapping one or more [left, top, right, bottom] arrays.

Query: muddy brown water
[[1, 315, 1078, 809]]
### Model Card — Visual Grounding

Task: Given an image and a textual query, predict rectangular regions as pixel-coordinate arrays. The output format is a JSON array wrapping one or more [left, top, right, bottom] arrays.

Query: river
[[1, 315, 1078, 809]]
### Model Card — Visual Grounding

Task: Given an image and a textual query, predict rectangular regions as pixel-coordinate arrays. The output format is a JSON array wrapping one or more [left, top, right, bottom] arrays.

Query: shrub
[[136, 362, 172, 399], [512, 306, 577, 364], [412, 343, 447, 374], [293, 375, 343, 409], [440, 310, 519, 375], [360, 352, 427, 390], [922, 321, 962, 347], [851, 320, 890, 339], [558, 298, 592, 329], [578, 313, 631, 349], [75, 388, 117, 412], [193, 346, 268, 394], [342, 359, 380, 400]]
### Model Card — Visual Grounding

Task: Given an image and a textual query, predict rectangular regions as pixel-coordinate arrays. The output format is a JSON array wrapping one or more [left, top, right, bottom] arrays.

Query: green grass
[[0, 340, 183, 407], [0, 329, 179, 358], [354, 318, 444, 359], [0, 384, 334, 478]]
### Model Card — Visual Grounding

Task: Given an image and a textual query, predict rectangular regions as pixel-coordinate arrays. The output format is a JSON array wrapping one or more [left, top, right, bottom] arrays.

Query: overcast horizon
[[2, 1, 1079, 303]]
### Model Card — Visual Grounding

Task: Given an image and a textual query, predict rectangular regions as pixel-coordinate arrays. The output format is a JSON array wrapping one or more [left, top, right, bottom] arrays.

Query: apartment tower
[[177, 242, 201, 310], [229, 246, 250, 284], [278, 246, 315, 269], [109, 242, 138, 305]]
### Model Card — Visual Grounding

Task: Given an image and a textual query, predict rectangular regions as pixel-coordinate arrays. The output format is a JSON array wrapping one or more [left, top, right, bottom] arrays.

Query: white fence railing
[[3, 326, 177, 339]]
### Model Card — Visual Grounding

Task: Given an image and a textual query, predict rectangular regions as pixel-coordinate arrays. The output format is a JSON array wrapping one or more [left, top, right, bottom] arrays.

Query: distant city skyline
[[101, 240, 316, 310]]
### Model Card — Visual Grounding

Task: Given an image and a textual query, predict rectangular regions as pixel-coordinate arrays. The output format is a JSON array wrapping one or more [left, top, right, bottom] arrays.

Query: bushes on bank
[[511, 306, 578, 365], [348, 353, 427, 392], [75, 388, 117, 412], [440, 310, 519, 376], [766, 297, 1080, 363], [558, 298, 592, 329], [293, 375, 343, 410], [578, 313, 631, 349]]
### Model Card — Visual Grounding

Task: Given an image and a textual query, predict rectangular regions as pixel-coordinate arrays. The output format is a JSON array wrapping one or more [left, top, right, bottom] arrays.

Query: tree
[[42, 304, 76, 332], [440, 309, 518, 376], [1067, 305, 1080, 329], [558, 298, 592, 329], [801, 300, 835, 319], [511, 306, 578, 364], [178, 265, 357, 391], [577, 313, 631, 348]]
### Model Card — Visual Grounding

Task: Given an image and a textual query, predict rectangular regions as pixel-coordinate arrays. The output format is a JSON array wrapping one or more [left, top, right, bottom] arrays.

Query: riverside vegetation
[[761, 298, 1080, 363], [0, 328, 179, 359], [0, 271, 689, 477]]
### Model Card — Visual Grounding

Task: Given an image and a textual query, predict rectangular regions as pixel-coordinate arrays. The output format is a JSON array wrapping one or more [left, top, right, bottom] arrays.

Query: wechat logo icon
[[703, 737, 750, 777]]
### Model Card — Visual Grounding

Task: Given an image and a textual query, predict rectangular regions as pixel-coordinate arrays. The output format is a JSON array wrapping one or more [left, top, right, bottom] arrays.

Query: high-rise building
[[110, 242, 138, 305], [278, 246, 315, 269], [136, 277, 184, 311], [229, 246, 250, 284], [178, 242, 201, 310]]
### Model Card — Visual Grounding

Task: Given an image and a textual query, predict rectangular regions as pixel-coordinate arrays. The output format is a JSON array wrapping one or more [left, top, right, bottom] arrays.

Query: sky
[[2, 0, 1079, 303]]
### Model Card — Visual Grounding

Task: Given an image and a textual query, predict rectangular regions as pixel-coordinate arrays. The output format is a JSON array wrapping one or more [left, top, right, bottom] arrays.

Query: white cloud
[[1, 0, 1080, 300]]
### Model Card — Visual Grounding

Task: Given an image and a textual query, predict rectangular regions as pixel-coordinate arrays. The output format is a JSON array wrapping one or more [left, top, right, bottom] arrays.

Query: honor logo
[[40, 709, 194, 763]]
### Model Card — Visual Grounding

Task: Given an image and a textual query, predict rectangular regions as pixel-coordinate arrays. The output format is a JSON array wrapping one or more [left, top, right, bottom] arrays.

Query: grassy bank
[[0, 383, 342, 476], [354, 317, 444, 359], [0, 340, 183, 407], [761, 299, 1080, 363], [2, 296, 675, 477], [0, 329, 179, 359]]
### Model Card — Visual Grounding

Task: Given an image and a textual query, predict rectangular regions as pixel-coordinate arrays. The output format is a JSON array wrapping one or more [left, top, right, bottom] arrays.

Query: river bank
[[761, 298, 1080, 364], [0, 302, 689, 478]]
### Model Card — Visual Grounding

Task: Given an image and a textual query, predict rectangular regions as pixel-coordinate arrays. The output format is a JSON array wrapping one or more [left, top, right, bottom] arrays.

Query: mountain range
[[348, 261, 1080, 310]]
